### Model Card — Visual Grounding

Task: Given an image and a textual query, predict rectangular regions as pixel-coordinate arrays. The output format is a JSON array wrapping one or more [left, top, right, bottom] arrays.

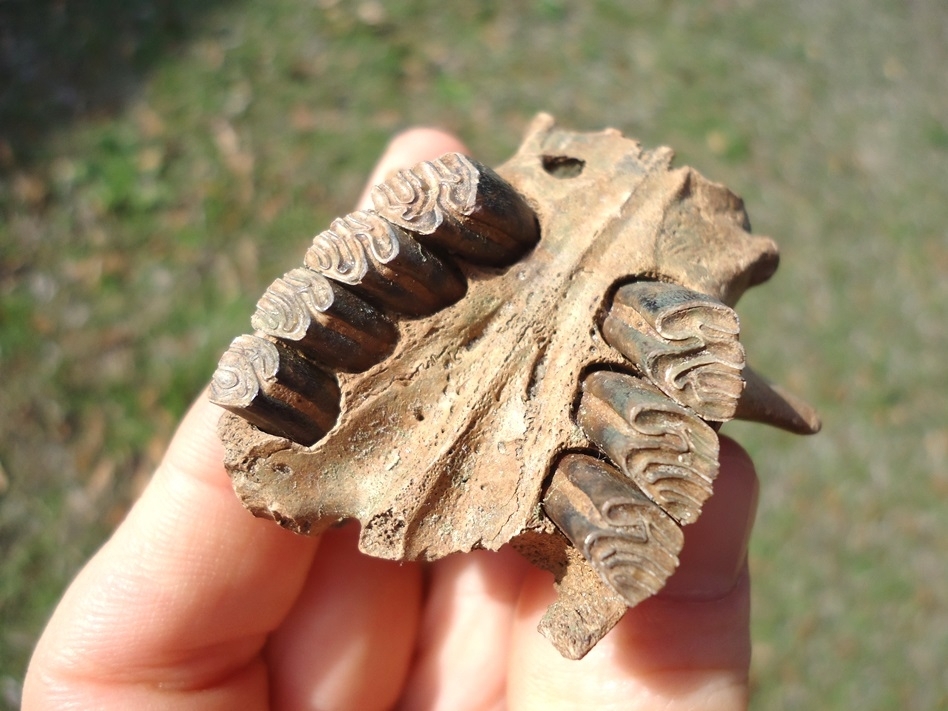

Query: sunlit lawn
[[2, 1, 946, 708]]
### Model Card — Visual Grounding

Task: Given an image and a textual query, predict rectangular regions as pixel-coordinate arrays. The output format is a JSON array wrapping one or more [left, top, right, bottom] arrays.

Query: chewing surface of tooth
[[251, 267, 398, 373], [578, 371, 719, 526], [370, 152, 539, 265], [210, 334, 340, 446], [543, 454, 684, 606], [305, 210, 467, 317], [603, 281, 746, 421]]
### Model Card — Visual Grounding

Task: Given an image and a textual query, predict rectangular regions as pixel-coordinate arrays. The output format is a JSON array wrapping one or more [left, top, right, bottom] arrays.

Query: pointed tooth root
[[578, 371, 720, 526], [735, 365, 822, 435], [543, 454, 685, 607], [251, 267, 398, 373], [209, 334, 340, 446], [612, 281, 741, 342], [603, 281, 745, 422], [371, 152, 539, 266], [305, 210, 467, 317]]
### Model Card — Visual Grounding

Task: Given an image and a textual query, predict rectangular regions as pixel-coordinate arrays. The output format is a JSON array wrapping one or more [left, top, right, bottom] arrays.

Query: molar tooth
[[735, 365, 822, 435], [305, 210, 467, 317], [543, 454, 684, 606], [578, 371, 719, 526], [371, 153, 539, 265], [603, 281, 745, 422], [251, 267, 397, 373], [209, 334, 340, 446]]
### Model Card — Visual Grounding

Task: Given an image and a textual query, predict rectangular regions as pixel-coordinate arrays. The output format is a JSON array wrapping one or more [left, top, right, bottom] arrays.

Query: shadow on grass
[[0, 0, 239, 167]]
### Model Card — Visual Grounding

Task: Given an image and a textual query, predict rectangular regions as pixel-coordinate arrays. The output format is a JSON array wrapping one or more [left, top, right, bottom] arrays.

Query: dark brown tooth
[[209, 334, 340, 446], [251, 267, 397, 373], [543, 454, 684, 606], [305, 209, 466, 317], [602, 281, 745, 422], [577, 371, 719, 526], [370, 152, 539, 266], [735, 365, 822, 435]]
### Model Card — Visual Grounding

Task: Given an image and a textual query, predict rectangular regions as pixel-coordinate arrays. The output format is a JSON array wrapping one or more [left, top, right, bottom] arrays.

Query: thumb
[[508, 436, 757, 711]]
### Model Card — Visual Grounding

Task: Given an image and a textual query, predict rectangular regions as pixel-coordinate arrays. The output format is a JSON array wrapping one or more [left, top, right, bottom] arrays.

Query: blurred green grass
[[1, 0, 946, 708]]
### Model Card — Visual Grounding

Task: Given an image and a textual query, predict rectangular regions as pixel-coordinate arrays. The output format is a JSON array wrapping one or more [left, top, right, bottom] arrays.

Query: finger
[[356, 128, 470, 209], [266, 523, 422, 711], [395, 547, 532, 711], [508, 436, 757, 711], [24, 395, 319, 710]]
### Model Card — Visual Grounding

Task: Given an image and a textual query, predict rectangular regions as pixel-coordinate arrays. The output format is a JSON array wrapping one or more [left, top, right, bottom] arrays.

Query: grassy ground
[[1, 0, 946, 708]]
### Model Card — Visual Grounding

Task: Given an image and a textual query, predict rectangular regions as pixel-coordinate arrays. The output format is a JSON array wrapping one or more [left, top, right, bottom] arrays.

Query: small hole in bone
[[541, 155, 585, 178]]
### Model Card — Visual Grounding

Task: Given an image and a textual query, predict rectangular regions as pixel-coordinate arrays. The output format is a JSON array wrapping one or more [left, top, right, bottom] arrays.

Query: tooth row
[[210, 153, 539, 444], [544, 278, 821, 605], [544, 281, 737, 605]]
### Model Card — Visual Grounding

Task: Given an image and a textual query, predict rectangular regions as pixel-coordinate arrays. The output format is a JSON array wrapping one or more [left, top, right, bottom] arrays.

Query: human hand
[[24, 129, 759, 711]]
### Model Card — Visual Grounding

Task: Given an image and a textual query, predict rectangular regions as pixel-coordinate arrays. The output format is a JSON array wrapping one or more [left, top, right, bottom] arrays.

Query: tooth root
[[578, 371, 719, 526], [371, 152, 539, 266], [543, 454, 684, 607], [251, 267, 398, 373], [603, 281, 745, 422], [305, 210, 467, 317], [209, 334, 340, 446], [735, 365, 822, 435]]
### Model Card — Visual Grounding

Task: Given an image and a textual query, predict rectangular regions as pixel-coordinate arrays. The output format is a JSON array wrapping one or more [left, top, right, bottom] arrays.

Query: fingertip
[[382, 127, 470, 165], [162, 391, 228, 490], [397, 546, 532, 711], [357, 127, 470, 208]]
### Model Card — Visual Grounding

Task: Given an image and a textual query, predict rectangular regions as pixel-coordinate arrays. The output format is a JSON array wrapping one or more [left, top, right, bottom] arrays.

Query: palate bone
[[211, 113, 818, 659]]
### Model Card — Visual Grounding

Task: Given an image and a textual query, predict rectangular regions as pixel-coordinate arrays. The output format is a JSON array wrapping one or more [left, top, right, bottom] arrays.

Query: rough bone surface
[[211, 114, 820, 659]]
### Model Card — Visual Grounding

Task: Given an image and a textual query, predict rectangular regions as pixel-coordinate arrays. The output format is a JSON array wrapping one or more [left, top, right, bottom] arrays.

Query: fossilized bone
[[210, 114, 820, 659]]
